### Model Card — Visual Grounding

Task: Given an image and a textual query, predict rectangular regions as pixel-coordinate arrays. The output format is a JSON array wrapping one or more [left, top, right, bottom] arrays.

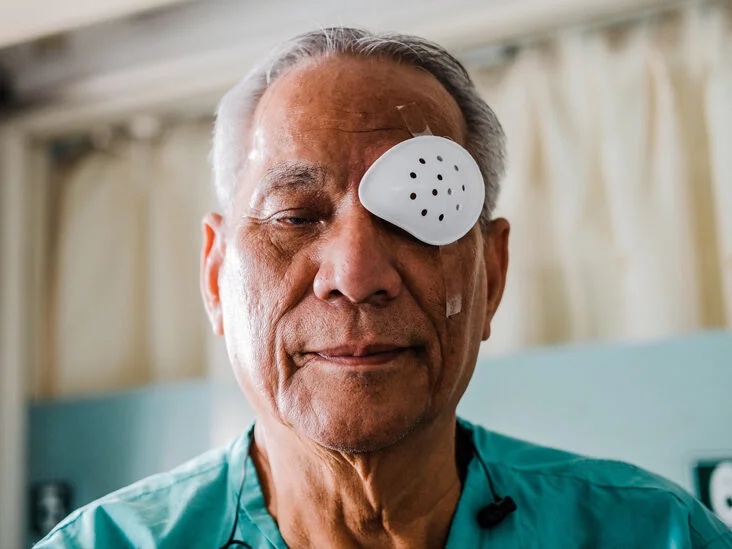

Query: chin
[[315, 417, 424, 454], [290, 404, 427, 454], [280, 366, 434, 453]]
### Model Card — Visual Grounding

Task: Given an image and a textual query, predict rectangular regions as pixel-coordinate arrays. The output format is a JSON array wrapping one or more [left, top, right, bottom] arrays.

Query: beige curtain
[[475, 0, 732, 355], [44, 3, 732, 394], [47, 119, 215, 396]]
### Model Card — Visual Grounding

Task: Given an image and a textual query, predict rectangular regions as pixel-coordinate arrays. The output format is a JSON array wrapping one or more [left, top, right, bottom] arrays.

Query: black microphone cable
[[458, 423, 518, 530], [218, 431, 254, 549]]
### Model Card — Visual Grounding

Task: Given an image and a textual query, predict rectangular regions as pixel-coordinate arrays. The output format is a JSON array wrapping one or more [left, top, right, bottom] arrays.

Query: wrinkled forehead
[[248, 55, 467, 150]]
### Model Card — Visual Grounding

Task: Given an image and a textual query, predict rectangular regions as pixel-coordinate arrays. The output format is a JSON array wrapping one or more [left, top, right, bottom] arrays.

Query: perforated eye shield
[[358, 135, 484, 247]]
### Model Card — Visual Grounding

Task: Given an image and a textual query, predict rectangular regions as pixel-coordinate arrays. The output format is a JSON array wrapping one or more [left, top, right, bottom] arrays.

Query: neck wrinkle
[[250, 415, 463, 549]]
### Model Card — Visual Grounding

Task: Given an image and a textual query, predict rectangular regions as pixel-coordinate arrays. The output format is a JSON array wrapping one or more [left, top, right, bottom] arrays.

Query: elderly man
[[37, 27, 730, 548]]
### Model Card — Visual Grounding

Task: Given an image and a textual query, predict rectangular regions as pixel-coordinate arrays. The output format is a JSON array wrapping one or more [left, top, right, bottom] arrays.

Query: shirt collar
[[228, 425, 288, 548]]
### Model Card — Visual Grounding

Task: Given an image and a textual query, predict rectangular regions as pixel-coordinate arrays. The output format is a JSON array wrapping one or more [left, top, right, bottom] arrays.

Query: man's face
[[202, 55, 509, 452]]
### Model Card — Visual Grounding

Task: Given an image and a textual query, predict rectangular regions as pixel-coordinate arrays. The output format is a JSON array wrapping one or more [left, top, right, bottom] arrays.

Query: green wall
[[27, 380, 212, 545]]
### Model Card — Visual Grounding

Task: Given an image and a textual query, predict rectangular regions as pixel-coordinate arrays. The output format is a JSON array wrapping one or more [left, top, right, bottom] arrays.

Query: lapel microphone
[[458, 423, 518, 530], [477, 496, 517, 529]]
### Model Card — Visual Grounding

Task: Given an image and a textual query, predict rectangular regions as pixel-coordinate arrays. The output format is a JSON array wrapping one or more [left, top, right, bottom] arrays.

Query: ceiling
[[0, 0, 683, 134], [0, 0, 187, 49]]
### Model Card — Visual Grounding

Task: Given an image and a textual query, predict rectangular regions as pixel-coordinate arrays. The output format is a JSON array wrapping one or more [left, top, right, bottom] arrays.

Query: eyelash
[[281, 216, 317, 226], [274, 210, 322, 227]]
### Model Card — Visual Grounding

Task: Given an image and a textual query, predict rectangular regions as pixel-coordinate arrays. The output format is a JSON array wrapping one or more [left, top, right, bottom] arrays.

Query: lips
[[309, 344, 414, 367]]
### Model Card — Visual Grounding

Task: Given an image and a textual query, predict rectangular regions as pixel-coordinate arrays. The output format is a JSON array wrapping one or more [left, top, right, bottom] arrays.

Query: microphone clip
[[477, 496, 517, 529]]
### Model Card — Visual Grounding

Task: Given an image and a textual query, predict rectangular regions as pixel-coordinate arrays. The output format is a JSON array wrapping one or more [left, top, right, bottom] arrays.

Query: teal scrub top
[[36, 418, 732, 548]]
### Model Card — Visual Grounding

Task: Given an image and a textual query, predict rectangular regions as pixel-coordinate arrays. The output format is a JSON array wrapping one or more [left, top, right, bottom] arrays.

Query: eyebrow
[[259, 161, 327, 194]]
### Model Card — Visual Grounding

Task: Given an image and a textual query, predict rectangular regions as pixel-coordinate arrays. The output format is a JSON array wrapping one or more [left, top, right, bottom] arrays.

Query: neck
[[250, 415, 463, 549]]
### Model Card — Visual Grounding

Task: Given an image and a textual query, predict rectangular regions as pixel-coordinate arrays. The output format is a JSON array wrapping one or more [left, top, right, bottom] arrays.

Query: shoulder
[[462, 417, 685, 493], [34, 436, 245, 548], [460, 418, 732, 547]]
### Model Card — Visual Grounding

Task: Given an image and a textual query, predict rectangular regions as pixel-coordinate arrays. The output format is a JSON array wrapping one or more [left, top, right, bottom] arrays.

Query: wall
[[27, 380, 215, 545], [464, 330, 731, 491], [27, 330, 731, 543]]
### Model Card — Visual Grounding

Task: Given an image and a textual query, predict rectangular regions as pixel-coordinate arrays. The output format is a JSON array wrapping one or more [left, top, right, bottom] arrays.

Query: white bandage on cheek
[[440, 243, 463, 317], [358, 105, 485, 317]]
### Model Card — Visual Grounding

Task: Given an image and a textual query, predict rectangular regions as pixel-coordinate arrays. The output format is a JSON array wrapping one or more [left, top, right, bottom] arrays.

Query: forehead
[[249, 55, 467, 153]]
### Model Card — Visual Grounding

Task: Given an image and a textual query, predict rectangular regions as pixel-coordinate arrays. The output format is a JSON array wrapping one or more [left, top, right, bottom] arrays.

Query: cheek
[[219, 229, 315, 398], [455, 246, 487, 361], [452, 237, 487, 335], [436, 237, 487, 394]]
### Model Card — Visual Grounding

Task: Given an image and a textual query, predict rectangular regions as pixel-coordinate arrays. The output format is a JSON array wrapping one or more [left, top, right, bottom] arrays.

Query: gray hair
[[212, 27, 506, 224]]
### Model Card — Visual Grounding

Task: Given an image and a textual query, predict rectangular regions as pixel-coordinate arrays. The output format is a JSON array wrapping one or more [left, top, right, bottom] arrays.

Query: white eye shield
[[358, 135, 485, 247]]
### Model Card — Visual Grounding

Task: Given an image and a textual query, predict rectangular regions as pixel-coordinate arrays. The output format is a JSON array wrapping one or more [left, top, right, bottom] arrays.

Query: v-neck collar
[[229, 420, 490, 549]]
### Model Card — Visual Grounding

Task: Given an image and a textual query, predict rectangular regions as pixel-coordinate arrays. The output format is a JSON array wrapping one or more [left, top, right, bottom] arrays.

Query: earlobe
[[481, 218, 510, 341], [201, 213, 226, 336]]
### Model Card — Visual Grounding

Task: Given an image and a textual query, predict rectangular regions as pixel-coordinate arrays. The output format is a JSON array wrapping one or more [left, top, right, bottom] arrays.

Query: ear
[[481, 218, 510, 340], [201, 213, 226, 336]]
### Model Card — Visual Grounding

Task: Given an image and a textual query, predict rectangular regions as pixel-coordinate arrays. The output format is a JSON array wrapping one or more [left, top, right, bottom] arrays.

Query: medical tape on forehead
[[396, 103, 432, 137], [358, 103, 486, 317]]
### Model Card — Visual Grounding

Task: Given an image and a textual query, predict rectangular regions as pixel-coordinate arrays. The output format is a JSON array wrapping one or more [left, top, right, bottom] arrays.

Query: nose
[[313, 205, 402, 306]]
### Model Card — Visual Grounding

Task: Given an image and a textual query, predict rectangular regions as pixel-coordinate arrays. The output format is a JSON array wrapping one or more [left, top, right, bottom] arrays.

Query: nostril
[[326, 288, 344, 300]]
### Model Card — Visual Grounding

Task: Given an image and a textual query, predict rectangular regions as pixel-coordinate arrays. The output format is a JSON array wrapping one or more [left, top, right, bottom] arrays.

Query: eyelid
[[370, 215, 429, 246], [272, 208, 324, 225]]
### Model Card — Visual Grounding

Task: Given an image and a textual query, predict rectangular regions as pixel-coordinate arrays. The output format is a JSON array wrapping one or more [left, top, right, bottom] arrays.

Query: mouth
[[308, 344, 415, 368]]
